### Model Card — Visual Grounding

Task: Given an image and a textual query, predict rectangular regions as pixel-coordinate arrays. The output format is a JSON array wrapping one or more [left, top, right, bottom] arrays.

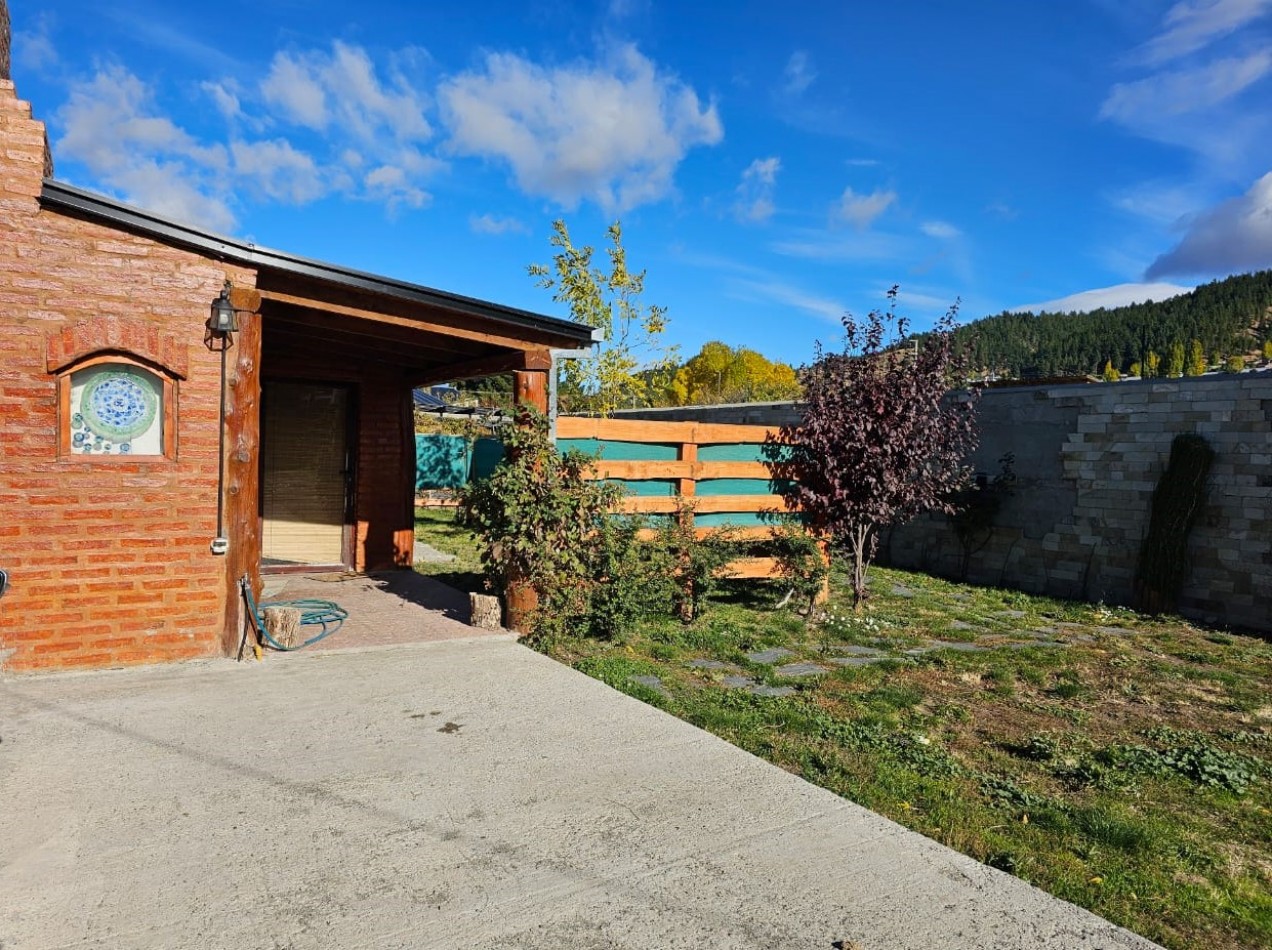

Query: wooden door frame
[[258, 378, 358, 575]]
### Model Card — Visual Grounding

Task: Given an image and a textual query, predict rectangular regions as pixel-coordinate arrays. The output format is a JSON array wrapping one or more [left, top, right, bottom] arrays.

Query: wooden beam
[[620, 494, 793, 515], [556, 415, 786, 446], [414, 349, 552, 387], [260, 289, 551, 353], [720, 557, 782, 579], [585, 460, 776, 481], [265, 306, 485, 360]]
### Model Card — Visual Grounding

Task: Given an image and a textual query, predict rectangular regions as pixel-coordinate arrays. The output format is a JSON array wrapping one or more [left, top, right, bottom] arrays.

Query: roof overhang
[[38, 179, 600, 357]]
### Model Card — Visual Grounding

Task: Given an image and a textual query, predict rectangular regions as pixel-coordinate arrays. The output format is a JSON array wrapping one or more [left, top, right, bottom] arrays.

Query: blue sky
[[9, 0, 1272, 366]]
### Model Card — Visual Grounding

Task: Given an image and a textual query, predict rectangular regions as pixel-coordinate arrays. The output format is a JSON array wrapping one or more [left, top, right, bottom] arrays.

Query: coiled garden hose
[[239, 574, 348, 652]]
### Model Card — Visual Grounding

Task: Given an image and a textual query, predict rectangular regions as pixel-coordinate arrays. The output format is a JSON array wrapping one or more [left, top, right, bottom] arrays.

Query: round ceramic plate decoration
[[80, 370, 158, 442]]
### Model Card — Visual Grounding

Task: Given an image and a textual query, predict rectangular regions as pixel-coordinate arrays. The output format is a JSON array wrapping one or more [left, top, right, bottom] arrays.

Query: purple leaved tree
[[777, 287, 979, 608]]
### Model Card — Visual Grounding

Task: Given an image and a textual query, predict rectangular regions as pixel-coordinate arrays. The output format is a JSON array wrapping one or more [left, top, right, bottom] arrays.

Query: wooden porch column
[[513, 368, 549, 414], [504, 367, 550, 632], [221, 288, 263, 655]]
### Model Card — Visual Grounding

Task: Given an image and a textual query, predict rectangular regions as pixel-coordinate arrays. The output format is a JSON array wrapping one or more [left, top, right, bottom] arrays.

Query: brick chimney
[[1, 0, 11, 82], [0, 0, 55, 194]]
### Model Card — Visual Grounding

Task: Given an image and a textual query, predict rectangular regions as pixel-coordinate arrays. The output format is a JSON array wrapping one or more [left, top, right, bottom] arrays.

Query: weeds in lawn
[[420, 505, 1272, 950]]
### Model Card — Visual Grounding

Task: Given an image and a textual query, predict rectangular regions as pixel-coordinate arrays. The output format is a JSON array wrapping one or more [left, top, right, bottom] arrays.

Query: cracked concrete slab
[[0, 639, 1159, 950]]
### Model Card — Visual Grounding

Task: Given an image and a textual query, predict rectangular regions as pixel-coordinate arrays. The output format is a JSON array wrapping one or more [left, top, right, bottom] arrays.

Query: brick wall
[[0, 80, 257, 671]]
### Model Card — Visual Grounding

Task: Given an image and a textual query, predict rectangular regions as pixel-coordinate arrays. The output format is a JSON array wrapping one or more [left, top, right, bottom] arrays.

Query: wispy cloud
[[439, 44, 721, 213], [469, 213, 528, 235], [734, 157, 780, 223], [771, 227, 908, 263], [1146, 170, 1272, 277], [14, 14, 59, 73], [1012, 282, 1194, 313], [1101, 51, 1272, 123], [730, 277, 845, 323], [782, 51, 817, 95], [1130, 0, 1272, 66], [831, 186, 896, 230], [920, 220, 961, 239]]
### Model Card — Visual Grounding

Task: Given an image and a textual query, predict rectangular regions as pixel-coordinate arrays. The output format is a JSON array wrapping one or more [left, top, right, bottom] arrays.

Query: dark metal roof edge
[[39, 179, 599, 344]]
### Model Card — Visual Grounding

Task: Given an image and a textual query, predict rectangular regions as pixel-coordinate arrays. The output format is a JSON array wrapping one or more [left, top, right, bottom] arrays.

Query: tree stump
[[469, 593, 502, 630], [262, 606, 302, 648]]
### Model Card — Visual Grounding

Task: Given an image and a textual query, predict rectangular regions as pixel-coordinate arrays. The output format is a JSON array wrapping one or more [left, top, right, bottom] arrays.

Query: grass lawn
[[415, 507, 1272, 950]]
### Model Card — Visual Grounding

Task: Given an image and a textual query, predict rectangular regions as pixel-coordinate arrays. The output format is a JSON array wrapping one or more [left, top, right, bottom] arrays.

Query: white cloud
[[202, 80, 243, 122], [1132, 0, 1272, 66], [363, 165, 430, 211], [1146, 170, 1272, 277], [261, 53, 329, 128], [1101, 51, 1272, 123], [1012, 282, 1194, 313], [469, 213, 528, 235], [261, 42, 432, 142], [734, 156, 780, 223], [921, 220, 961, 239], [55, 66, 236, 227], [54, 65, 348, 229], [783, 51, 816, 95], [831, 186, 896, 230], [438, 44, 722, 212], [230, 140, 325, 203]]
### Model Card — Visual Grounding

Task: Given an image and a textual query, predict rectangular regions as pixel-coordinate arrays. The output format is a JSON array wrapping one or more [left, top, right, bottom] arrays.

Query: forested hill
[[954, 270, 1272, 377]]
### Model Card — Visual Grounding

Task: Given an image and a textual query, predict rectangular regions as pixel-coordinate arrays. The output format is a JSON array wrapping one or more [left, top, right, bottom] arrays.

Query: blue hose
[[240, 575, 347, 651]]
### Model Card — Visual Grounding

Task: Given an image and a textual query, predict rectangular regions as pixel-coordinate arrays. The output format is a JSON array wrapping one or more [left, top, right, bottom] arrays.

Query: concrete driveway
[[0, 637, 1159, 950]]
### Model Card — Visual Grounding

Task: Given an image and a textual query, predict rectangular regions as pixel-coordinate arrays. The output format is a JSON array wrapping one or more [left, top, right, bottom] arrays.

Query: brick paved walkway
[[258, 570, 505, 654]]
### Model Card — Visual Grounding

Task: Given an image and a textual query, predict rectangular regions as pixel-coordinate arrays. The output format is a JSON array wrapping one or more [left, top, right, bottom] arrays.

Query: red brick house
[[0, 68, 595, 672]]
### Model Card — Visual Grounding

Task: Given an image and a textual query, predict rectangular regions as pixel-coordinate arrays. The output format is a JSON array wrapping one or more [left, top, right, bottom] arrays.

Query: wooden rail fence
[[555, 415, 803, 580]]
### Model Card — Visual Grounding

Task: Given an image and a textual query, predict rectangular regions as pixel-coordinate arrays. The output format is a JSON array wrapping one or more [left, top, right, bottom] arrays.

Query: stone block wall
[[885, 376, 1271, 634]]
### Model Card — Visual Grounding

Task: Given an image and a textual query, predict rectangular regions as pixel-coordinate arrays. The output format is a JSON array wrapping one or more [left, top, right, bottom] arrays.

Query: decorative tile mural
[[69, 365, 163, 455]]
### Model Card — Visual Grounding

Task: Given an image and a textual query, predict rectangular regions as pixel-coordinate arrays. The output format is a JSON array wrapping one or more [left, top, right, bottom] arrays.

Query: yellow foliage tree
[[669, 341, 801, 405]]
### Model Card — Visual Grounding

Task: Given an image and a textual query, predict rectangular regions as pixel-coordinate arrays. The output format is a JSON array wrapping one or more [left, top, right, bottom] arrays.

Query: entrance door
[[261, 382, 352, 568]]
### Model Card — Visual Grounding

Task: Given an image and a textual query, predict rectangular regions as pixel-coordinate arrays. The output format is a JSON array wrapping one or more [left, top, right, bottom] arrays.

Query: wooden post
[[504, 367, 550, 632], [221, 291, 263, 655], [513, 368, 549, 414]]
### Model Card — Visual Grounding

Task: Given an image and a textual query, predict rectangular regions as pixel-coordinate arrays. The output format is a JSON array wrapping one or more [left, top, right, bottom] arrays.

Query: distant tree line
[[948, 270, 1272, 379]]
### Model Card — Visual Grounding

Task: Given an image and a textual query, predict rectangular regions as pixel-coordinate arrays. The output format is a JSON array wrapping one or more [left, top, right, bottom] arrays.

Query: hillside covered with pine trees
[[955, 270, 1272, 378]]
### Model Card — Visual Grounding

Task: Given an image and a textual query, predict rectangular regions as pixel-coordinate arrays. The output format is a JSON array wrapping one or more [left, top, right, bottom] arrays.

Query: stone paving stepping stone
[[928, 640, 989, 652], [630, 675, 668, 694], [948, 620, 980, 631], [686, 658, 732, 670], [747, 647, 795, 664], [834, 644, 885, 656], [830, 656, 887, 667], [749, 685, 798, 698], [994, 609, 1027, 619], [1094, 625, 1134, 636], [775, 662, 827, 677], [890, 584, 916, 598], [723, 675, 756, 688], [1003, 641, 1066, 650]]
